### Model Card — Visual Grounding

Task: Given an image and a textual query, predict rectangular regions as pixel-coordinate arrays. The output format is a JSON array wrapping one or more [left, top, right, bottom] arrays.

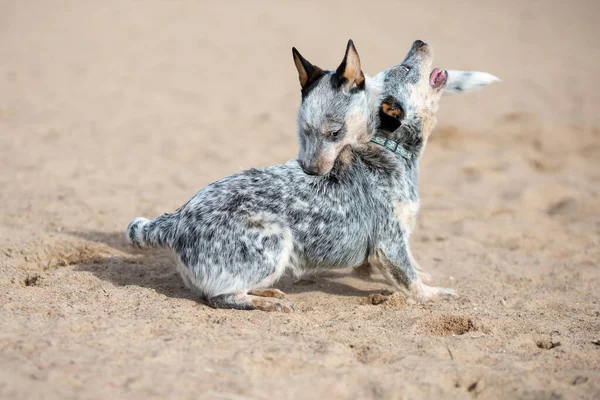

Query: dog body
[[129, 153, 405, 311], [127, 40, 497, 311]]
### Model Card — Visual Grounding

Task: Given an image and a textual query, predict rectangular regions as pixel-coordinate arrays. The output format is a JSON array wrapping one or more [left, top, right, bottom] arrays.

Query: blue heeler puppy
[[126, 40, 498, 312]]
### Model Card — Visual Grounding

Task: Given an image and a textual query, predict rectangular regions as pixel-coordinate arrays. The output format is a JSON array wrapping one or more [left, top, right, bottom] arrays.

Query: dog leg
[[208, 293, 294, 313], [415, 269, 433, 284], [352, 262, 374, 279], [371, 250, 455, 302], [248, 288, 287, 299], [371, 225, 456, 303], [352, 261, 431, 283], [407, 249, 433, 284], [248, 295, 294, 312]]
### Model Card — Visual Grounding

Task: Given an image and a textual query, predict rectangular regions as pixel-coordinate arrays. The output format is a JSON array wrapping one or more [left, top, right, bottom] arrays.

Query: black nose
[[300, 162, 318, 176], [413, 40, 427, 49]]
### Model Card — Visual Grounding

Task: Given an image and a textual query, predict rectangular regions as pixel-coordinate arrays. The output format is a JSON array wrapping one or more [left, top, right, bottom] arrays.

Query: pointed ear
[[292, 47, 324, 90], [335, 40, 365, 90], [381, 97, 404, 120], [378, 96, 403, 132]]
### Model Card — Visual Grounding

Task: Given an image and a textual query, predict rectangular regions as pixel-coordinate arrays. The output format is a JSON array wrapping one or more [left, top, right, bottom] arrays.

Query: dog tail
[[444, 70, 500, 95], [126, 214, 177, 249]]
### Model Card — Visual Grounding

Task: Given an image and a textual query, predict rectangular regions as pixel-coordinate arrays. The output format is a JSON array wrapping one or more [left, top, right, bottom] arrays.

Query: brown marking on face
[[308, 144, 337, 175], [344, 107, 369, 143], [328, 109, 368, 170], [403, 56, 444, 147], [334, 146, 354, 171], [319, 123, 342, 137], [248, 288, 287, 299], [310, 107, 368, 175]]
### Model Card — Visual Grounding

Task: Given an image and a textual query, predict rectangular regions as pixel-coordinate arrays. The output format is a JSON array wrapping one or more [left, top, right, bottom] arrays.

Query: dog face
[[377, 40, 448, 143], [293, 40, 371, 176], [293, 39, 500, 174], [377, 40, 500, 144]]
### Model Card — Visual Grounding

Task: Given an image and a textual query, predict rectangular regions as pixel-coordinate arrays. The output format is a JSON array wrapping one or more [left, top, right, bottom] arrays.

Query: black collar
[[369, 136, 413, 160]]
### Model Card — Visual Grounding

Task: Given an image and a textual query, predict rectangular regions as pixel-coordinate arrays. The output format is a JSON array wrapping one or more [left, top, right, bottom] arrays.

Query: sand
[[1, 1, 599, 399]]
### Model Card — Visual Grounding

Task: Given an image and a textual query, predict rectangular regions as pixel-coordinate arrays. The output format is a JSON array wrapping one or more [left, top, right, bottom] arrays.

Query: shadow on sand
[[67, 231, 387, 304]]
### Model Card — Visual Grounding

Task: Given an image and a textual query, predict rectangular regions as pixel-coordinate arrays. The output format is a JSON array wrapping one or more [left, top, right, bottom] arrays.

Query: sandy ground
[[1, 1, 599, 399]]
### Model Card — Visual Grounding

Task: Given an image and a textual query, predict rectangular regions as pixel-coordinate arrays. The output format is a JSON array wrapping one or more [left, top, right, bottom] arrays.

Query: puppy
[[126, 40, 498, 311]]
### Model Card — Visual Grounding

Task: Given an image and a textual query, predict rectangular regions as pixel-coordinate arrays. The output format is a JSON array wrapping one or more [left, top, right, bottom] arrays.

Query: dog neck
[[363, 75, 426, 160], [367, 119, 426, 163], [369, 135, 415, 161]]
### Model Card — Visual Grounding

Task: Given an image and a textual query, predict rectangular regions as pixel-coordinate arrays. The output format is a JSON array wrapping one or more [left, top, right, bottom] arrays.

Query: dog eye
[[400, 65, 410, 73], [329, 129, 342, 138]]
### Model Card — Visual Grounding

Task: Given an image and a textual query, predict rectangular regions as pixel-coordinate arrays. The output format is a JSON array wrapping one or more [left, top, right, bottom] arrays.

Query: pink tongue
[[429, 68, 442, 86]]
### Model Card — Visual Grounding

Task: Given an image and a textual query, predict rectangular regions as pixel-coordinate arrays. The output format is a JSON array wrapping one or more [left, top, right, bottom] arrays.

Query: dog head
[[293, 40, 372, 176], [293, 40, 500, 173], [375, 40, 449, 147], [376, 41, 500, 147]]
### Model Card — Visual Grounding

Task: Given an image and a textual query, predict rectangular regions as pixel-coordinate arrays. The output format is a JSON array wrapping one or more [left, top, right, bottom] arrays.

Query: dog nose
[[413, 40, 427, 50], [300, 162, 318, 176]]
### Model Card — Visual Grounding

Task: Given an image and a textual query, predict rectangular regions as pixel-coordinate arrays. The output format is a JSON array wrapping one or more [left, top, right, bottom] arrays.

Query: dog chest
[[393, 201, 420, 235]]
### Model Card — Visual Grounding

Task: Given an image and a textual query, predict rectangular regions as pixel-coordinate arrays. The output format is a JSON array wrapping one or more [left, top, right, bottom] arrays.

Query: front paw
[[410, 282, 458, 303], [416, 269, 433, 284]]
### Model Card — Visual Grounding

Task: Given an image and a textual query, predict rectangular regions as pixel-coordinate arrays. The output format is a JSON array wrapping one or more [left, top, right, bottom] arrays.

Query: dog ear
[[381, 97, 404, 120], [292, 47, 324, 90], [335, 40, 365, 90], [443, 70, 500, 96], [378, 96, 403, 132]]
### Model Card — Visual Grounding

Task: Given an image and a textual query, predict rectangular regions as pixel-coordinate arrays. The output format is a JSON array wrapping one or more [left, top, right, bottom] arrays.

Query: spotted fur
[[126, 40, 498, 311]]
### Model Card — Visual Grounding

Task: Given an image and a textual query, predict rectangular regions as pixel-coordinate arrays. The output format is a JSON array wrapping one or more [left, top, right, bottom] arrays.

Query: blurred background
[[1, 1, 599, 399], [1, 0, 598, 230]]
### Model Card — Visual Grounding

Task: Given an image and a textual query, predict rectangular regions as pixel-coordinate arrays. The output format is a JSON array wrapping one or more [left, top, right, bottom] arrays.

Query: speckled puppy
[[126, 40, 498, 312]]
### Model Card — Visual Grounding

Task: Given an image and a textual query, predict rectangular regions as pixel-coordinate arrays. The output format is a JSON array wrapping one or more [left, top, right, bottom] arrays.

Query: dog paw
[[250, 296, 295, 313], [416, 269, 433, 284], [411, 283, 458, 303], [431, 286, 457, 300], [248, 288, 287, 299]]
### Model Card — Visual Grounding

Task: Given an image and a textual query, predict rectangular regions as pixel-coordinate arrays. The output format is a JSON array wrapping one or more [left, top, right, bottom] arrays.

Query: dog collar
[[369, 136, 413, 160]]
